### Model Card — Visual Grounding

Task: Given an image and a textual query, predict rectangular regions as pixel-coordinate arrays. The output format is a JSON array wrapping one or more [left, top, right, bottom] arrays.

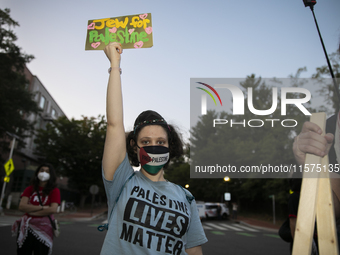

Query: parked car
[[204, 202, 229, 220], [196, 201, 206, 220]]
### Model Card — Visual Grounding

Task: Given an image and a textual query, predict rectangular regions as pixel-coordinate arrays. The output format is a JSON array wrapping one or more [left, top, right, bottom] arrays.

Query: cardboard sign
[[85, 13, 153, 50]]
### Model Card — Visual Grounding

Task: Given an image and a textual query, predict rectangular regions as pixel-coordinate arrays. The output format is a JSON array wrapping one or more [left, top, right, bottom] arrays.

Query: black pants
[[17, 228, 50, 255]]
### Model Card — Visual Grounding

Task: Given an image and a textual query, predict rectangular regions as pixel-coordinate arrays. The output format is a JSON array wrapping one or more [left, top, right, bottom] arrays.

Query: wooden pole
[[316, 154, 338, 254], [292, 112, 339, 255]]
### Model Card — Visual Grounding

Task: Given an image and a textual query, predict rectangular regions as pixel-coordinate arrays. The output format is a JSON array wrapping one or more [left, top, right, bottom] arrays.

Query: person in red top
[[12, 163, 61, 255]]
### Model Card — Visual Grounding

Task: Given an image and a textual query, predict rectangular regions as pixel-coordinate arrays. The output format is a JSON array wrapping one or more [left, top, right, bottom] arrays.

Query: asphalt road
[[0, 216, 106, 255], [1, 217, 289, 255], [202, 220, 289, 255]]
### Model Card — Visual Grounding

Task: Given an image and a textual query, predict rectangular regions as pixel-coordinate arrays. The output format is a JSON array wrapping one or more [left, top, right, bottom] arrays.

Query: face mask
[[139, 146, 170, 175], [38, 172, 50, 182]]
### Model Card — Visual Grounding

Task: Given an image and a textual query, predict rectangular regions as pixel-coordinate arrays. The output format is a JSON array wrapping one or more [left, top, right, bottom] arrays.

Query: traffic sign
[[224, 192, 231, 201], [4, 176, 10, 183], [4, 159, 14, 176]]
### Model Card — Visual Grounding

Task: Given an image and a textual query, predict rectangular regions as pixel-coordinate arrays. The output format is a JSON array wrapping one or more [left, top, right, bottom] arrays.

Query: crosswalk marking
[[98, 219, 261, 233], [205, 223, 229, 230], [203, 222, 259, 232], [219, 223, 243, 231], [231, 224, 259, 232]]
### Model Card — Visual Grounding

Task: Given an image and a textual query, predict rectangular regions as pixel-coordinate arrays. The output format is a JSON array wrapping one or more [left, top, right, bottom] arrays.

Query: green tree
[[0, 8, 39, 159], [296, 51, 340, 113], [34, 116, 107, 208], [164, 144, 190, 187], [311, 51, 340, 113], [165, 144, 227, 202]]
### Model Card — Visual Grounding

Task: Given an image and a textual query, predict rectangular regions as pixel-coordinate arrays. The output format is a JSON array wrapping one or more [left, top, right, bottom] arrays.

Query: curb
[[57, 210, 108, 222], [73, 211, 108, 221]]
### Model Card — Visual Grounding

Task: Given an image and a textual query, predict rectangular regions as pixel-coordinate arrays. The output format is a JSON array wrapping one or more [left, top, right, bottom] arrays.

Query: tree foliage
[[34, 116, 107, 207], [311, 51, 340, 113], [0, 8, 38, 159], [165, 144, 228, 202], [296, 50, 340, 113]]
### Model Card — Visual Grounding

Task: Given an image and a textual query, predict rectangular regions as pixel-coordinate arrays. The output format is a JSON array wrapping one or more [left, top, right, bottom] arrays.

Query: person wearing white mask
[[12, 163, 60, 255]]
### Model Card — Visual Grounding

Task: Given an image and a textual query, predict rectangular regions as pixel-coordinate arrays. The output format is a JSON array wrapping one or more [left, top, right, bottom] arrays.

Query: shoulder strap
[[97, 172, 135, 232], [36, 188, 43, 206], [36, 189, 56, 229]]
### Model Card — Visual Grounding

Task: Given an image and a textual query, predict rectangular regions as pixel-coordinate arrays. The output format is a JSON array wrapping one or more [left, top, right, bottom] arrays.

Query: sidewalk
[[56, 207, 108, 221]]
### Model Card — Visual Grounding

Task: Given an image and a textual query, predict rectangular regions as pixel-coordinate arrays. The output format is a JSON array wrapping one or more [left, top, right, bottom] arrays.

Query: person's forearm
[[102, 43, 126, 180], [19, 203, 43, 213], [106, 68, 123, 128], [28, 206, 57, 216], [186, 246, 203, 255], [290, 218, 296, 239]]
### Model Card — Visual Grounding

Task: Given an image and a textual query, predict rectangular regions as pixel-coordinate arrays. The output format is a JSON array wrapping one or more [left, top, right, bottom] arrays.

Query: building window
[[12, 176, 22, 192], [39, 96, 45, 109], [32, 139, 37, 150], [51, 108, 56, 118], [35, 116, 42, 129], [25, 177, 31, 188]]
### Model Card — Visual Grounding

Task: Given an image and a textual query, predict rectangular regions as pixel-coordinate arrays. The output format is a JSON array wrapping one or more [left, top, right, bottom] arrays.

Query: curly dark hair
[[126, 124, 184, 169], [30, 163, 57, 196]]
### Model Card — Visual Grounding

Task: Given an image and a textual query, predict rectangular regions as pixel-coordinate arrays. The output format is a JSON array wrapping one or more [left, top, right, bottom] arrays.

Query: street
[[202, 220, 289, 254], [0, 216, 289, 255], [0, 215, 106, 255]]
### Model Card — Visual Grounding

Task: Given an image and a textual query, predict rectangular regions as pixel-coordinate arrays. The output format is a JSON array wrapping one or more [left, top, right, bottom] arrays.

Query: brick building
[[1, 65, 67, 207]]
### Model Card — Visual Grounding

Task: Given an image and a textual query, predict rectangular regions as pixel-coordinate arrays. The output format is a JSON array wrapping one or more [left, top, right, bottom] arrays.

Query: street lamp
[[222, 176, 231, 202], [224, 176, 230, 182], [185, 184, 189, 189]]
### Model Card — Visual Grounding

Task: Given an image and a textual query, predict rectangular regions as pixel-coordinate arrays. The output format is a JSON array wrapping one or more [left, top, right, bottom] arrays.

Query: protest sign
[[85, 13, 153, 50]]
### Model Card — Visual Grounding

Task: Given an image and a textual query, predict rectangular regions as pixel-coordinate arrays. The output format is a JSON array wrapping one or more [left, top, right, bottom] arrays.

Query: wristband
[[108, 67, 122, 75]]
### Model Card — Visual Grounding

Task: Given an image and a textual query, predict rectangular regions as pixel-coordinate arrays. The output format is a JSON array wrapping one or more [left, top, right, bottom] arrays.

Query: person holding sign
[[11, 163, 60, 255], [100, 42, 207, 255]]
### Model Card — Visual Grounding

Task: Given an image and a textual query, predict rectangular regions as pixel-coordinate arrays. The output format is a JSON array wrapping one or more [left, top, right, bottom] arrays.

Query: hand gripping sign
[[85, 13, 153, 50]]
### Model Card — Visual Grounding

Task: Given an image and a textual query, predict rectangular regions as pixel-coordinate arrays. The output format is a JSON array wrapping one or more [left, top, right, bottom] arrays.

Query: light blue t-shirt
[[101, 154, 208, 255]]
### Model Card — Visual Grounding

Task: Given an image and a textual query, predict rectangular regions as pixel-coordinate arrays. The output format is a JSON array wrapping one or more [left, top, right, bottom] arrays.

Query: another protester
[[232, 202, 238, 220], [12, 163, 60, 255]]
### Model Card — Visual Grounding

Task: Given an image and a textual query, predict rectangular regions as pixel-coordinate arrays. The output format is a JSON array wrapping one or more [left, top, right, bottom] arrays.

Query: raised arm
[[102, 42, 126, 180]]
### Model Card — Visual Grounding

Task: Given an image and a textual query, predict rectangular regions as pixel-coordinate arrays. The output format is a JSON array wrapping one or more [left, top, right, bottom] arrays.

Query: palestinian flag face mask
[[138, 146, 170, 175]]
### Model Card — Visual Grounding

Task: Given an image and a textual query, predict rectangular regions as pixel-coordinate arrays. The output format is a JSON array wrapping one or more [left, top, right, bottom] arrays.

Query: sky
[[2, 0, 340, 142]]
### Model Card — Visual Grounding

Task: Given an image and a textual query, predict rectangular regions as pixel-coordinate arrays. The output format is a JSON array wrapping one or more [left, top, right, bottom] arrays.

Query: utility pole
[[269, 195, 276, 225], [0, 134, 17, 214]]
